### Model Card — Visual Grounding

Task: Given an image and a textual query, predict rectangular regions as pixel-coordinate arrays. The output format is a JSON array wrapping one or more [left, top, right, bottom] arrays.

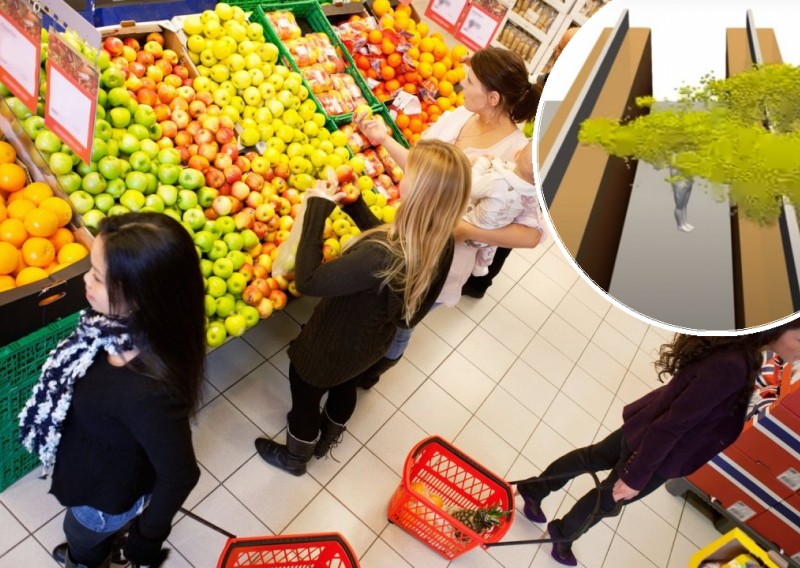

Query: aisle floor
[[0, 234, 722, 568]]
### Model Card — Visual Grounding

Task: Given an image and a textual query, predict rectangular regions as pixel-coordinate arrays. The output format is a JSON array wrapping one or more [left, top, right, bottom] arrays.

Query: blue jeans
[[64, 495, 150, 566], [385, 303, 440, 360]]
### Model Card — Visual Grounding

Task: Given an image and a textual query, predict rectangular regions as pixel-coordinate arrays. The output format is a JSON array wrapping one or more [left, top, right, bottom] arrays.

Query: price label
[[454, 3, 504, 52], [0, 0, 42, 113], [778, 467, 800, 491], [44, 31, 98, 165], [425, 0, 470, 32], [726, 500, 756, 523]]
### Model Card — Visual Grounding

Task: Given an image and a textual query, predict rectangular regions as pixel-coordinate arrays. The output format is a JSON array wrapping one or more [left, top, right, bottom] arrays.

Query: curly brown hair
[[655, 321, 800, 408]]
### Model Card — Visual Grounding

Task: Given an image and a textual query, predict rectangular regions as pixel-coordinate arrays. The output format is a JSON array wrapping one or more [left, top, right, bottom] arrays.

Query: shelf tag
[[454, 2, 506, 52], [424, 0, 470, 32], [726, 500, 756, 523], [0, 0, 42, 113], [778, 467, 800, 491]]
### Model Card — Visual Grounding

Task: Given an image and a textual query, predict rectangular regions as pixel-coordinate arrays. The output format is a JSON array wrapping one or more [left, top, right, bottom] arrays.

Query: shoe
[[357, 356, 401, 390], [461, 285, 485, 299], [548, 522, 578, 567], [517, 481, 547, 523], [255, 429, 318, 476], [314, 406, 347, 459], [53, 545, 111, 568]]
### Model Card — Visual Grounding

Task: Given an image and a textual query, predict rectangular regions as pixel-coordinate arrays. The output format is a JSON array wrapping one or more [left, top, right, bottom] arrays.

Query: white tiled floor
[[0, 238, 720, 568]]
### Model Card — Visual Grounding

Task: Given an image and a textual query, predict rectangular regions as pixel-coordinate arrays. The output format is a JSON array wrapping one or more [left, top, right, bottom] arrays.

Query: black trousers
[[519, 429, 666, 542], [287, 364, 360, 442], [464, 247, 512, 293]]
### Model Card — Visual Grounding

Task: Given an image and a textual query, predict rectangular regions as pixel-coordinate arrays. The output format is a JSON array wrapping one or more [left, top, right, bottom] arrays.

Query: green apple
[[107, 87, 131, 107], [206, 276, 227, 298], [209, 240, 229, 262], [101, 67, 125, 89], [215, 295, 236, 318], [23, 115, 47, 139], [144, 173, 158, 194], [98, 156, 122, 180], [109, 107, 132, 128], [134, 105, 157, 128], [127, 124, 149, 141], [58, 172, 82, 194], [239, 305, 259, 328], [107, 205, 131, 217], [140, 139, 160, 160], [106, 179, 127, 198], [200, 260, 214, 279], [125, 171, 149, 193], [223, 232, 244, 251], [224, 314, 247, 337], [212, 257, 234, 279], [163, 207, 182, 224], [217, 216, 235, 235], [241, 229, 258, 249], [204, 220, 223, 240], [94, 193, 115, 213], [83, 209, 106, 232], [129, 151, 152, 173], [206, 321, 227, 347], [120, 189, 146, 212], [69, 191, 94, 214], [226, 250, 246, 271], [156, 163, 180, 185], [204, 294, 216, 317], [94, 119, 112, 141], [107, 139, 120, 158], [179, 169, 205, 190], [178, 190, 199, 211], [183, 208, 206, 230], [119, 133, 141, 155], [157, 184, 178, 206], [157, 148, 181, 166], [76, 160, 99, 177], [81, 172, 107, 196], [196, 186, 218, 208], [49, 152, 74, 176], [145, 194, 165, 213], [6, 97, 32, 120], [194, 230, 215, 253]]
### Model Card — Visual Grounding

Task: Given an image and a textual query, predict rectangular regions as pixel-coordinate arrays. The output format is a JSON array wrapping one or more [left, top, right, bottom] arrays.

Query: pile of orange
[[0, 178, 88, 291]]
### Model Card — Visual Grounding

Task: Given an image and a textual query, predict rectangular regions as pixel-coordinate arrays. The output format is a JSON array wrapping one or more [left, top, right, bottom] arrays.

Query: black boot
[[315, 407, 347, 459], [53, 545, 111, 568], [358, 356, 401, 390], [255, 430, 318, 476]]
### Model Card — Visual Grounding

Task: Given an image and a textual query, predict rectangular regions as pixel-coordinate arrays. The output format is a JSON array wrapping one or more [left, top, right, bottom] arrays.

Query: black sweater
[[287, 196, 454, 388], [50, 355, 200, 539]]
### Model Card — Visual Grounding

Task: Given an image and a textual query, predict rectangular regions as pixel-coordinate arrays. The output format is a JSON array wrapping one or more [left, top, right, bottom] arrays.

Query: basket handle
[[178, 508, 236, 538], [485, 469, 604, 548]]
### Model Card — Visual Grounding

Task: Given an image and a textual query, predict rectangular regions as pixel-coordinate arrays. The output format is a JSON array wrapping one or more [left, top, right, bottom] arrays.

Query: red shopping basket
[[216, 533, 359, 568], [387, 436, 515, 559]]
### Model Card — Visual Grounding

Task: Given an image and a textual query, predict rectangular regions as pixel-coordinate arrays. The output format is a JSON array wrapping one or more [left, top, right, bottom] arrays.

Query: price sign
[[44, 31, 98, 165], [425, 0, 470, 33], [0, 0, 42, 113], [454, 2, 505, 52]]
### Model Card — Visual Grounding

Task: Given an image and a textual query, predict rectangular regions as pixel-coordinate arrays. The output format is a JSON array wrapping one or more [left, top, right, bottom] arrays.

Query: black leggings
[[287, 364, 360, 442], [465, 247, 512, 293]]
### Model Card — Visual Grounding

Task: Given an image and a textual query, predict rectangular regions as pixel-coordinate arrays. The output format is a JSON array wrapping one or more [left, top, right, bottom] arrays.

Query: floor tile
[[422, 305, 477, 348], [640, 327, 669, 359], [542, 393, 600, 449], [0, 502, 31, 557], [514, 241, 548, 265], [327, 447, 400, 534], [32, 509, 65, 559], [602, 534, 658, 568], [192, 396, 263, 481], [502, 250, 533, 282], [500, 285, 553, 332], [373, 357, 427, 408], [206, 337, 265, 392], [520, 335, 574, 389], [570, 513, 615, 568], [602, 397, 625, 431], [555, 295, 603, 339], [359, 537, 413, 568], [521, 421, 575, 473], [535, 249, 579, 291], [284, 295, 320, 326], [576, 343, 627, 393], [401, 380, 471, 441], [449, 548, 503, 567], [500, 359, 558, 419], [182, 463, 220, 514], [485, 272, 515, 302], [640, 485, 686, 529], [480, 304, 536, 355], [380, 523, 450, 568], [678, 498, 721, 548], [568, 277, 611, 318], [243, 311, 301, 359], [452, 417, 519, 477], [431, 352, 496, 413], [561, 366, 614, 422], [170, 486, 271, 568], [616, 372, 653, 405], [457, 327, 518, 382], [224, 361, 291, 438], [628, 348, 658, 384], [200, 378, 220, 408], [457, 294, 499, 324], [667, 533, 699, 568], [367, 412, 428, 474], [0, 468, 63, 532], [538, 315, 589, 362], [348, 389, 396, 444], [591, 322, 637, 367], [404, 324, 453, 376], [486, 502, 542, 568], [285, 490, 377, 558], [306, 430, 363, 486], [531, 542, 587, 568], [0, 536, 57, 568], [617, 500, 675, 567], [225, 454, 322, 533], [476, 386, 539, 451], [269, 345, 290, 377], [649, 325, 675, 342], [603, 305, 649, 346], [519, 267, 568, 310], [160, 549, 195, 567]]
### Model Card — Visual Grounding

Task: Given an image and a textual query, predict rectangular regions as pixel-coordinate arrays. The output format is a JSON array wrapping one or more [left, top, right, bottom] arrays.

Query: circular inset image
[[534, 0, 800, 333]]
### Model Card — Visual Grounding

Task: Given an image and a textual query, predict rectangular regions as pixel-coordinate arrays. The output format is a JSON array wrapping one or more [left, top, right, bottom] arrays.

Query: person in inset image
[[516, 325, 800, 566]]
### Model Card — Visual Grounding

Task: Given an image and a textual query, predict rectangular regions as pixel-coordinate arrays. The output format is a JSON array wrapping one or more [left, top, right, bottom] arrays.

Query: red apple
[[157, 137, 174, 150], [246, 192, 263, 209], [170, 97, 189, 112], [157, 84, 176, 104], [188, 144, 199, 156], [204, 207, 218, 220], [176, 86, 195, 102], [253, 278, 271, 297], [212, 196, 233, 217], [144, 40, 164, 59], [136, 51, 154, 66], [196, 91, 213, 106], [153, 103, 171, 122], [220, 142, 239, 159], [255, 297, 274, 319], [243, 284, 263, 306], [123, 37, 140, 51], [341, 182, 360, 204], [234, 210, 254, 231], [274, 230, 291, 246], [336, 164, 355, 184], [162, 49, 179, 65], [273, 164, 290, 179], [138, 88, 158, 107], [202, 115, 220, 134], [230, 199, 243, 214], [195, 128, 214, 145], [103, 37, 124, 57], [265, 215, 280, 233], [164, 74, 183, 89], [198, 142, 218, 162], [156, 59, 173, 76], [205, 167, 225, 189], [281, 189, 301, 205], [234, 155, 251, 173], [253, 265, 268, 280], [186, 121, 201, 138], [231, 181, 249, 201], [112, 56, 129, 69], [245, 150, 259, 162], [173, 65, 189, 80], [129, 61, 146, 78], [140, 77, 157, 92], [253, 221, 269, 239], [244, 173, 265, 192], [187, 155, 210, 173], [182, 78, 194, 87], [188, 100, 206, 118], [239, 263, 254, 282], [176, 146, 191, 163], [216, 127, 234, 146], [174, 130, 192, 147], [224, 165, 243, 185], [214, 153, 232, 171], [160, 120, 178, 139], [290, 203, 302, 218]]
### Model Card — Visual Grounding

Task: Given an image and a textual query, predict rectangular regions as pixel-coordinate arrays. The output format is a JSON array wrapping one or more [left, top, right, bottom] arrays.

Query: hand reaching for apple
[[354, 111, 387, 145], [306, 182, 346, 204]]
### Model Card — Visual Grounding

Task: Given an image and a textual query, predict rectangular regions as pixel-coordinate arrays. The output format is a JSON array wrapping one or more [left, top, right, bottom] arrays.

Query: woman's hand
[[612, 479, 640, 502], [453, 220, 476, 243], [354, 110, 388, 145], [306, 183, 346, 204]]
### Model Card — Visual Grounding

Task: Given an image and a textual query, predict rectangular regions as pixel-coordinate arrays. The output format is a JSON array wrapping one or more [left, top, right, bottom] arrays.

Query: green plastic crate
[[0, 312, 82, 492]]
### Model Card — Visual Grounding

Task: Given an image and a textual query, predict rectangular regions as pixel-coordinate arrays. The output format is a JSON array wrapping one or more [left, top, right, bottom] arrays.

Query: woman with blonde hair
[[255, 139, 472, 475]]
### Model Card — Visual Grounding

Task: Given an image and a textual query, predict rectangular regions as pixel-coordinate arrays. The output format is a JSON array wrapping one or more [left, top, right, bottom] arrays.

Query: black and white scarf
[[18, 309, 136, 473]]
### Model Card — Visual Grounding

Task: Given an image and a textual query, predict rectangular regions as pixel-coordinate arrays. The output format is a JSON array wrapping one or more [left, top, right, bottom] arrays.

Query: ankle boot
[[315, 407, 347, 459], [255, 430, 318, 476], [358, 356, 401, 390], [53, 545, 110, 568]]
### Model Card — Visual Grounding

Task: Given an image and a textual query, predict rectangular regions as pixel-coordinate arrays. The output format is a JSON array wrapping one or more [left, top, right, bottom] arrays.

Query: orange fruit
[[445, 70, 459, 84], [380, 16, 395, 30], [441, 56, 453, 70], [381, 38, 396, 55], [417, 62, 433, 79], [432, 62, 446, 79], [15, 266, 48, 287], [394, 13, 410, 30], [456, 66, 466, 82], [0, 202, 6, 223], [0, 241, 17, 274], [394, 4, 412, 16], [372, 0, 391, 17], [438, 80, 454, 97], [7, 191, 25, 203], [387, 53, 402, 68], [380, 66, 395, 81], [419, 52, 435, 65], [385, 79, 401, 93], [356, 54, 371, 70], [57, 242, 89, 265], [410, 133, 422, 144], [407, 47, 420, 60], [451, 45, 469, 62], [11, 248, 26, 277], [409, 118, 424, 134], [0, 274, 14, 292], [0, 141, 16, 165], [419, 37, 435, 53], [437, 97, 452, 112], [22, 182, 53, 205], [45, 262, 62, 275], [395, 114, 410, 129], [404, 71, 419, 83], [408, 32, 420, 46], [428, 103, 442, 116], [0, 218, 27, 247], [433, 42, 448, 61], [410, 482, 427, 496], [429, 114, 440, 123], [420, 111, 429, 122], [21, 237, 55, 267], [430, 494, 444, 508], [7, 199, 36, 221], [402, 83, 417, 94], [417, 22, 429, 38], [431, 32, 444, 41], [48, 227, 75, 251], [0, 163, 27, 192], [39, 197, 72, 227], [24, 208, 59, 237], [366, 68, 379, 80], [368, 29, 383, 45]]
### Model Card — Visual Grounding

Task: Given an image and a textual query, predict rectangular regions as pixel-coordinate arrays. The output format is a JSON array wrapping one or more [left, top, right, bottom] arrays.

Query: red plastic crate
[[216, 533, 360, 568], [387, 436, 514, 559]]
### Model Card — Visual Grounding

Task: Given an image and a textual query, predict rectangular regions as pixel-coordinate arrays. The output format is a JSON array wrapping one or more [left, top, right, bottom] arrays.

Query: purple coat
[[619, 350, 749, 490]]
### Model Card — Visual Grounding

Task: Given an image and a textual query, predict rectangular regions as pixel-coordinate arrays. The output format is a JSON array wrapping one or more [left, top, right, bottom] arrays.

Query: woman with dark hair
[[19, 213, 205, 568], [516, 324, 800, 566]]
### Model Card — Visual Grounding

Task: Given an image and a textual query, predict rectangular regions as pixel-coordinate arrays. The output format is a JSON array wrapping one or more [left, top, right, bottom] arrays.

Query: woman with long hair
[[516, 324, 800, 566], [255, 139, 472, 475], [19, 213, 205, 568]]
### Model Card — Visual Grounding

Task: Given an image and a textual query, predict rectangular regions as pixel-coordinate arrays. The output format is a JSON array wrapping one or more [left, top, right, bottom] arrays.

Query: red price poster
[[0, 0, 42, 113], [425, 0, 470, 33], [45, 31, 98, 165], [454, 0, 507, 52]]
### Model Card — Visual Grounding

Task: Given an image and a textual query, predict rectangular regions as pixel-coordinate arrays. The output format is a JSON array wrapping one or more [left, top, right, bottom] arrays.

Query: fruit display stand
[[688, 528, 782, 568]]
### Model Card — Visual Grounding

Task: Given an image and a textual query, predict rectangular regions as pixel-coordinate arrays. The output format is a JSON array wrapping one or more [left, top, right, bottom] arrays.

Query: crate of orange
[[388, 436, 514, 560], [0, 113, 92, 347]]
